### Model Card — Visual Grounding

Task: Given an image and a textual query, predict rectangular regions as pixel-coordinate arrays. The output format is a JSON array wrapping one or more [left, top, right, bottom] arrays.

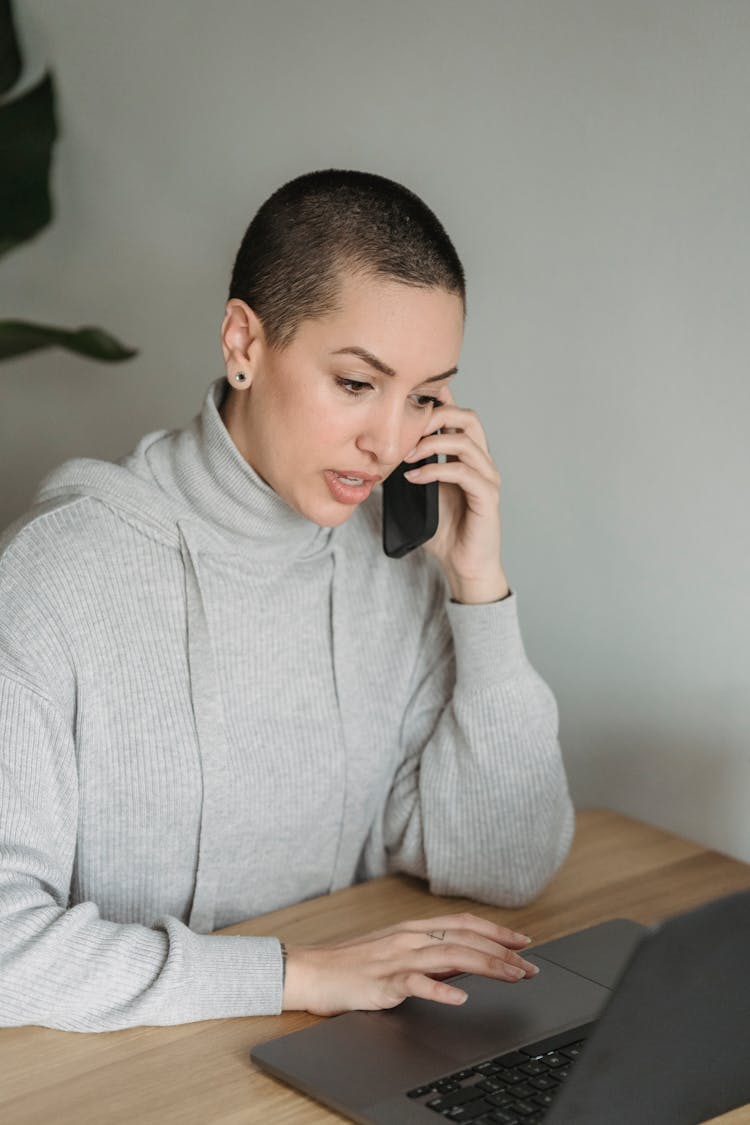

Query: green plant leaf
[[0, 1, 139, 367], [0, 71, 57, 256], [0, 320, 138, 362], [0, 0, 22, 95]]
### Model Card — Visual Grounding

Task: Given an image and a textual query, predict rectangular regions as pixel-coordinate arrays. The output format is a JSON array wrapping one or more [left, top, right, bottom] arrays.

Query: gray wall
[[2, 2, 749, 860]]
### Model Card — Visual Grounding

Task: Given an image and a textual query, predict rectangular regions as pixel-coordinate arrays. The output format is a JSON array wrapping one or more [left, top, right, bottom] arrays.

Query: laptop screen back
[[546, 889, 750, 1125]]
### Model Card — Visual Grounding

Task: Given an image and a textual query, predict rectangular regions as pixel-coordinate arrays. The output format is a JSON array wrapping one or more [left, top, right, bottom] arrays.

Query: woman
[[0, 169, 574, 1031]]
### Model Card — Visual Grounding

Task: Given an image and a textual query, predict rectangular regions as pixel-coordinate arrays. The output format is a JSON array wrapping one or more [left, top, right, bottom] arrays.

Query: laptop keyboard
[[404, 1020, 594, 1123]]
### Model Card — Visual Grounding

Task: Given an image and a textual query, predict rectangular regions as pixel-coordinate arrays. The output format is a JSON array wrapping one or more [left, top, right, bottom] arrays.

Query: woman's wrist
[[281, 945, 313, 1011], [447, 567, 511, 605]]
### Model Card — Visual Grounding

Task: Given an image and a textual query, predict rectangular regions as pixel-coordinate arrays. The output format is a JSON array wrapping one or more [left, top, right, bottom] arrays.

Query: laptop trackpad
[[367, 955, 610, 1064]]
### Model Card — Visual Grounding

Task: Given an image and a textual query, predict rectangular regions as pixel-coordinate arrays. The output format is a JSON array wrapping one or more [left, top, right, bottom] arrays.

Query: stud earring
[[234, 372, 248, 384]]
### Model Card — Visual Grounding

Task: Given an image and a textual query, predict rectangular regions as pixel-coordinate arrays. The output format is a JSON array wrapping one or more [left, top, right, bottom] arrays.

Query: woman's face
[[221, 270, 464, 527]]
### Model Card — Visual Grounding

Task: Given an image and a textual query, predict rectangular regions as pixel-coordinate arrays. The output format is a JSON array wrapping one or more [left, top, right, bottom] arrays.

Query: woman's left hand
[[402, 385, 510, 604]]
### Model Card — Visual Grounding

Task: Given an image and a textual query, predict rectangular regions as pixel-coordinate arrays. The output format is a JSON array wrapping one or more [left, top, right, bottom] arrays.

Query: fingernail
[[513, 933, 532, 943], [525, 963, 540, 976], [404, 447, 418, 460], [510, 966, 525, 979], [403, 468, 422, 479], [456, 990, 468, 1003]]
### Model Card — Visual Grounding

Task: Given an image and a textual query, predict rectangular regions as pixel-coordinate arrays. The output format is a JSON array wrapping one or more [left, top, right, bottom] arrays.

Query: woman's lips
[[331, 469, 383, 482], [323, 470, 378, 505]]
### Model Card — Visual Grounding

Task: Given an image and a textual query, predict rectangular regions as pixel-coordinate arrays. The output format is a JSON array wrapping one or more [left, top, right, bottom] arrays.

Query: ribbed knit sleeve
[[0, 674, 284, 1031], [374, 583, 575, 907]]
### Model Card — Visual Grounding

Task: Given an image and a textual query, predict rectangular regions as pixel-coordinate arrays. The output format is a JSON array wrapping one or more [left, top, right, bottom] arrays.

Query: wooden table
[[3, 809, 750, 1124]]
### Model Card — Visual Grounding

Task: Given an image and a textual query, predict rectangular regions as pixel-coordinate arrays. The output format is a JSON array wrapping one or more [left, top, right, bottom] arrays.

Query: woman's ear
[[221, 298, 264, 387]]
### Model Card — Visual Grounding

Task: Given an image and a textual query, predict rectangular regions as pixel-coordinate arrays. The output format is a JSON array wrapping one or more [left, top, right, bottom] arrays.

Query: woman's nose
[[356, 405, 410, 467]]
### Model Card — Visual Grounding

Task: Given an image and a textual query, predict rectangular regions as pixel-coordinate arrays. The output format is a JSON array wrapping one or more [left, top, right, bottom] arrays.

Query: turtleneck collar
[[145, 377, 335, 561]]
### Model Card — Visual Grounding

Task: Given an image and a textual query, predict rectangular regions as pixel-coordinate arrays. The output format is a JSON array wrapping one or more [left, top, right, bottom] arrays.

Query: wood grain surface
[[2, 809, 749, 1124]]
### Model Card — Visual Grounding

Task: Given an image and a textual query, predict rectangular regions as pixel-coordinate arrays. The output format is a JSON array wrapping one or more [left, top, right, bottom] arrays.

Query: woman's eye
[[335, 377, 439, 410], [336, 377, 372, 396]]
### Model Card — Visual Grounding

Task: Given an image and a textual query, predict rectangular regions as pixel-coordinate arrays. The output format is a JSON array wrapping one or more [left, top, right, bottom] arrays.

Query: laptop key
[[508, 1101, 537, 1117], [560, 1043, 584, 1060], [511, 1081, 537, 1098], [541, 1052, 567, 1069], [519, 1021, 596, 1058], [443, 1099, 495, 1121], [487, 1091, 515, 1108], [430, 1086, 486, 1111], [533, 1091, 556, 1107], [527, 1074, 558, 1091], [499, 1069, 524, 1085], [437, 1080, 461, 1093], [493, 1052, 528, 1068], [520, 1061, 546, 1077], [406, 1084, 433, 1098], [478, 1077, 507, 1094]]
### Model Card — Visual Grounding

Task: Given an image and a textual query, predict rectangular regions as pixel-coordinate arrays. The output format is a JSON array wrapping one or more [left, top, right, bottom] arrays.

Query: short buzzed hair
[[228, 169, 466, 350]]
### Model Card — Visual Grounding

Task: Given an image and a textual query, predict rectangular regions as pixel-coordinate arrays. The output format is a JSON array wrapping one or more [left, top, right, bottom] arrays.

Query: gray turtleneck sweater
[[0, 379, 573, 1032]]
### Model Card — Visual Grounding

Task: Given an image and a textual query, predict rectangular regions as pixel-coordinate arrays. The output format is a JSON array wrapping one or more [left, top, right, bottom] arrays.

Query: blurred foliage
[[0, 0, 136, 363], [0, 320, 137, 362]]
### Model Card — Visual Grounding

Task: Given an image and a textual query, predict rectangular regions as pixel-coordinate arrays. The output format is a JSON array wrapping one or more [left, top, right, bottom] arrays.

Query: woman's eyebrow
[[330, 346, 457, 383]]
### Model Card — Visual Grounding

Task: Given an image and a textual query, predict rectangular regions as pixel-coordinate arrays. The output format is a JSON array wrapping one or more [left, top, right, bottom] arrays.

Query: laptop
[[251, 889, 750, 1125]]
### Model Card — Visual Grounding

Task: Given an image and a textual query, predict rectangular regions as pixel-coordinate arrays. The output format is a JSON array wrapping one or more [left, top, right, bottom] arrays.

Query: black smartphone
[[382, 434, 441, 558]]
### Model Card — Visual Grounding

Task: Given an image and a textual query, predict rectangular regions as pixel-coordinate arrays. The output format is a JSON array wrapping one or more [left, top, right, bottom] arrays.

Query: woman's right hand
[[281, 911, 539, 1016]]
